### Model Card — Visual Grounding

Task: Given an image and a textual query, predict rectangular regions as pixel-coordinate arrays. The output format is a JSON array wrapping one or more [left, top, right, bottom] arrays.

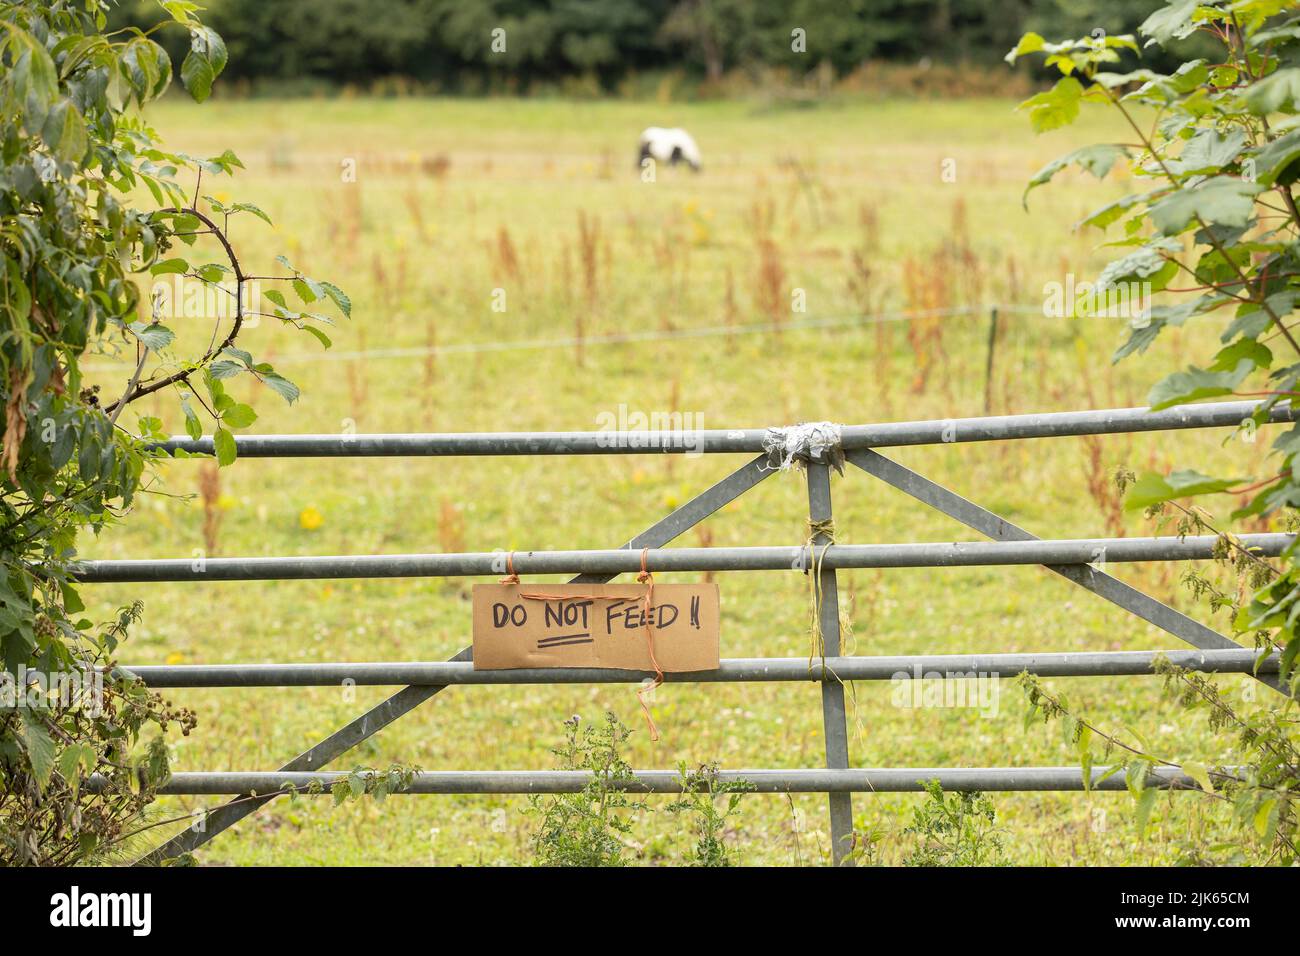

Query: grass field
[[80, 94, 1286, 865]]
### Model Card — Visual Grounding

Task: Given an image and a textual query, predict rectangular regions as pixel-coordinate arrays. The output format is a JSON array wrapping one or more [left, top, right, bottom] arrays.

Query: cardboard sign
[[472, 583, 720, 671]]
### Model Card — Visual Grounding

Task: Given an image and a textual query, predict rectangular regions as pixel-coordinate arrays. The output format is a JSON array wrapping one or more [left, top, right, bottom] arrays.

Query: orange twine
[[499, 551, 520, 585], [497, 547, 665, 742], [635, 547, 664, 742]]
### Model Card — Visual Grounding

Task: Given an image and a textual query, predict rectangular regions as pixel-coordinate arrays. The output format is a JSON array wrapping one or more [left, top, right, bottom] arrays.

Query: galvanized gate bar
[[137, 455, 774, 864], [121, 401, 1299, 866], [152, 398, 1294, 457], [73, 533, 1296, 582], [116, 648, 1279, 687], [101, 766, 1205, 795], [838, 399, 1295, 448], [806, 461, 854, 866], [846, 448, 1292, 698]]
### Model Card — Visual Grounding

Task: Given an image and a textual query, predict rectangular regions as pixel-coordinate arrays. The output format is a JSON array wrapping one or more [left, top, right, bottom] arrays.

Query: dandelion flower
[[299, 506, 324, 530]]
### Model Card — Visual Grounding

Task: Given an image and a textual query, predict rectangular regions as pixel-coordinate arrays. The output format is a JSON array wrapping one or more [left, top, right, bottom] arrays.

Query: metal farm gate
[[75, 399, 1295, 866]]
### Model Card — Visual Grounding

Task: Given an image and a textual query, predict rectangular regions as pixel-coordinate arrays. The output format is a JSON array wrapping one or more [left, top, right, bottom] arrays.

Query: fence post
[[983, 306, 999, 415], [805, 460, 855, 865]]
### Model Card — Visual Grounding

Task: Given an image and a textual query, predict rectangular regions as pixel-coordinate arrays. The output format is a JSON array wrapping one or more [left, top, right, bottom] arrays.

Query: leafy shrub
[[528, 713, 648, 867], [666, 762, 752, 866], [902, 779, 1005, 866], [528, 713, 750, 866], [1006, 4, 1300, 865], [0, 0, 344, 864]]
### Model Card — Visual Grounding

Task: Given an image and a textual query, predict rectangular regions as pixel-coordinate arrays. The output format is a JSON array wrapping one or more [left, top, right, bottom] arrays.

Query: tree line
[[109, 0, 1185, 93]]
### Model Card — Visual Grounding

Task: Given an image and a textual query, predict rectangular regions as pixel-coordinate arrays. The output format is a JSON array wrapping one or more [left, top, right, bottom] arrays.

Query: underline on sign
[[537, 633, 594, 648]]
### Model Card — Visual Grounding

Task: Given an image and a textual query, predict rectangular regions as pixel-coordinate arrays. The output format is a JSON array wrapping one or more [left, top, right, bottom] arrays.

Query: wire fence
[[82, 302, 1044, 372]]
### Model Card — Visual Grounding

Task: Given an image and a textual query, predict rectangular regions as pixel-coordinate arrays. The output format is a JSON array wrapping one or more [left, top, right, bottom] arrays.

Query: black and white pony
[[638, 127, 701, 172]]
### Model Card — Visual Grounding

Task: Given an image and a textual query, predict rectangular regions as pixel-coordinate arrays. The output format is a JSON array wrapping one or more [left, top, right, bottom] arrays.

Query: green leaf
[[1252, 127, 1300, 185], [128, 322, 174, 350], [1077, 188, 1163, 231], [230, 202, 272, 226], [0, 23, 59, 132], [212, 426, 237, 466], [302, 325, 332, 349], [207, 360, 243, 380], [41, 99, 88, 165], [1149, 177, 1264, 234], [1139, 0, 1198, 46], [1094, 765, 1124, 787], [1125, 469, 1242, 510], [205, 148, 243, 173], [1254, 797, 1277, 839], [78, 432, 101, 481], [1170, 128, 1247, 175], [1018, 76, 1084, 133], [1281, 634, 1300, 679], [1193, 244, 1251, 288], [1024, 144, 1128, 207], [1096, 238, 1181, 289], [1181, 761, 1213, 793], [180, 51, 216, 103], [1092, 69, 1161, 90], [1211, 338, 1271, 373], [162, 1, 201, 25], [181, 399, 203, 441], [1223, 292, 1292, 342], [1147, 360, 1256, 410], [1126, 757, 1149, 796], [57, 742, 96, 796], [1134, 787, 1158, 838], [1245, 68, 1300, 115], [319, 280, 352, 318], [292, 278, 318, 304], [19, 715, 57, 792], [1004, 32, 1045, 65], [150, 258, 189, 276], [1250, 19, 1300, 47], [1077, 724, 1093, 792], [61, 582, 84, 614], [349, 772, 368, 798], [220, 403, 257, 429], [180, 26, 227, 103], [1114, 295, 1228, 362], [121, 36, 170, 103], [260, 372, 300, 405]]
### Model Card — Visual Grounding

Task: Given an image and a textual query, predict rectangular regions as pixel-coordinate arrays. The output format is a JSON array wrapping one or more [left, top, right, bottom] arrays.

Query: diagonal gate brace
[[846, 448, 1291, 699]]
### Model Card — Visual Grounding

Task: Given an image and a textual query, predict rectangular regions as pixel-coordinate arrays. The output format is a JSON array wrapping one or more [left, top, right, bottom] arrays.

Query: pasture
[[81, 94, 1276, 865]]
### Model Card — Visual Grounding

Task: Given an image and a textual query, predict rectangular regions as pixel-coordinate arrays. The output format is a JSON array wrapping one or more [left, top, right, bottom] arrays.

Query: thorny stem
[[1164, 499, 1281, 579], [1030, 680, 1239, 783], [1028, 680, 1300, 859], [1228, 469, 1291, 496], [102, 206, 245, 416]]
